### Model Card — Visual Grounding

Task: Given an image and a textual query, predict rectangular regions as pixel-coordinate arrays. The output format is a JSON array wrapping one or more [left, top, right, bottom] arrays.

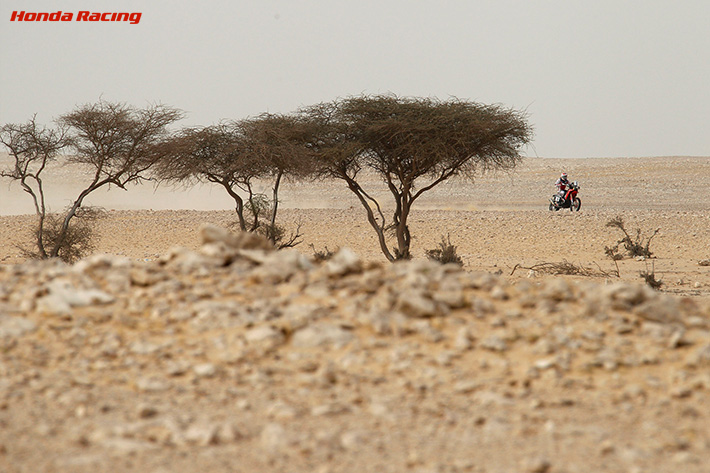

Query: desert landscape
[[1, 156, 710, 472]]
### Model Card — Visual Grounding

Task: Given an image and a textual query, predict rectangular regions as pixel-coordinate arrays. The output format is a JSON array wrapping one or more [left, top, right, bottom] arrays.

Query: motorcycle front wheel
[[571, 198, 581, 211]]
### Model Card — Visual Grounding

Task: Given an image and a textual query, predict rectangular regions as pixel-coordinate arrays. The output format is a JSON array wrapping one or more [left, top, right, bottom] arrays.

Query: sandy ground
[[1, 156, 710, 473], [2, 156, 709, 296]]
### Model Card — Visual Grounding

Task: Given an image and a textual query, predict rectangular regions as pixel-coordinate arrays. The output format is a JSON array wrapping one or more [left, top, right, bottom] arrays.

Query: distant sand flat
[[1, 156, 709, 296]]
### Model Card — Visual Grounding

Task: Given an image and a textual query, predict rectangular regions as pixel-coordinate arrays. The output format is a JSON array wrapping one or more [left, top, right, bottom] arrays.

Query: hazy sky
[[2, 0, 709, 158]]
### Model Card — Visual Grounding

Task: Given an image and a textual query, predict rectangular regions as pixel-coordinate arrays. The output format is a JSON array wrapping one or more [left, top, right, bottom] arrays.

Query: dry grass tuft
[[511, 259, 617, 278]]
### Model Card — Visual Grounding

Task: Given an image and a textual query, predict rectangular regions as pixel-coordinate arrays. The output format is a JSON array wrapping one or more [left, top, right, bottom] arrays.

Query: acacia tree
[[156, 123, 261, 232], [53, 101, 184, 258], [0, 101, 183, 261], [301, 95, 533, 261], [157, 113, 313, 247], [0, 117, 68, 258], [240, 113, 315, 245]]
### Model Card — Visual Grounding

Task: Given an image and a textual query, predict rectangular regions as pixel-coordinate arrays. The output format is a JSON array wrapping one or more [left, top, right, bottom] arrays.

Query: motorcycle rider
[[555, 172, 570, 204]]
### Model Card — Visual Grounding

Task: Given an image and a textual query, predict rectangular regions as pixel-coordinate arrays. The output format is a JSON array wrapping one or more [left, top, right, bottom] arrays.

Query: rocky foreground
[[1, 226, 710, 472]]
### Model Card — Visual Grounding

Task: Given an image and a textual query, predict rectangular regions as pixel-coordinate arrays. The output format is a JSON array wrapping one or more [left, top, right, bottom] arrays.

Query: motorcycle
[[549, 181, 581, 211]]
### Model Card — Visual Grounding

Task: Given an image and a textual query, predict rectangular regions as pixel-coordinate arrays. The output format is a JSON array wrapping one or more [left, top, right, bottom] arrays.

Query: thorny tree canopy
[[155, 123, 259, 186], [0, 117, 67, 180], [154, 113, 315, 237], [302, 95, 533, 189], [239, 113, 316, 179], [156, 114, 314, 185], [58, 101, 184, 188]]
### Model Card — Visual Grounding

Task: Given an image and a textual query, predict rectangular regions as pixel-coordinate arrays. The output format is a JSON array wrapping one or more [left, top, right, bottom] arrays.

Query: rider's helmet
[[560, 172, 568, 180]]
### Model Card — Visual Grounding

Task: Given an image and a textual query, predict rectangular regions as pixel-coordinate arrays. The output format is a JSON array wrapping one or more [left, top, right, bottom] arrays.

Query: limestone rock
[[324, 247, 362, 276], [245, 325, 286, 347], [291, 323, 354, 348], [200, 224, 273, 251], [36, 279, 114, 315], [0, 315, 36, 338]]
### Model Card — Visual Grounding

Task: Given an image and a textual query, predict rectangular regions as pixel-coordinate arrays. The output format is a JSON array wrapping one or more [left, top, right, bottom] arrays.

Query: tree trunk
[[345, 179, 394, 262], [391, 180, 412, 260], [269, 170, 283, 230], [50, 187, 91, 258], [221, 182, 246, 231], [246, 182, 259, 232], [49, 172, 111, 258], [395, 197, 412, 259], [20, 176, 48, 258]]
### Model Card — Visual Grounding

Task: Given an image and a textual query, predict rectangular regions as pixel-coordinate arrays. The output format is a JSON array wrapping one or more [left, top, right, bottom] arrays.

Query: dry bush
[[227, 196, 303, 249], [309, 244, 338, 262], [605, 216, 659, 259], [259, 222, 302, 249], [20, 207, 104, 263], [425, 234, 463, 266], [640, 261, 663, 289], [511, 259, 617, 277]]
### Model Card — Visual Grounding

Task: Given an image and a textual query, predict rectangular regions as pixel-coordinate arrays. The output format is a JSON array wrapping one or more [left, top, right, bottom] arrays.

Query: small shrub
[[425, 234, 463, 266], [640, 261, 663, 289], [309, 244, 337, 262], [510, 259, 616, 277], [245, 194, 271, 225], [604, 245, 625, 261], [605, 216, 659, 259], [259, 222, 303, 249], [228, 216, 302, 249], [21, 206, 104, 263]]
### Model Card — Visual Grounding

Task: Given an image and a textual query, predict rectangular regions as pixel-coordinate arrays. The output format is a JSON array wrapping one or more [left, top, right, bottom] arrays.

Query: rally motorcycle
[[549, 181, 581, 211]]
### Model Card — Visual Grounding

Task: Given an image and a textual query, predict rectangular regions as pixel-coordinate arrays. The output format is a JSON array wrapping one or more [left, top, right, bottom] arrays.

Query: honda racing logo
[[10, 11, 143, 25]]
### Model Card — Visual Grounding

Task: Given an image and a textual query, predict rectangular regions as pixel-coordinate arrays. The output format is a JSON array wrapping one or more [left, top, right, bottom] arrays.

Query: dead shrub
[[309, 244, 338, 262], [605, 216, 659, 259], [510, 259, 615, 277], [640, 261, 663, 289], [425, 234, 463, 266], [259, 222, 303, 249], [20, 206, 104, 263]]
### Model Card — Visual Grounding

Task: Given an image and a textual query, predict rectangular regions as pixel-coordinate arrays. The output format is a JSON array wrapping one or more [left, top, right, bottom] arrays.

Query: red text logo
[[10, 11, 142, 24]]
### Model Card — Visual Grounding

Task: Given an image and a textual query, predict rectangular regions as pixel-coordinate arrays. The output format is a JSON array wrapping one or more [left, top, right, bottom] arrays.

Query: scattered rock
[[183, 422, 219, 446], [396, 290, 443, 318], [0, 315, 36, 338], [136, 377, 171, 393], [200, 224, 273, 251], [245, 325, 286, 347], [521, 457, 551, 473], [481, 335, 508, 352], [454, 327, 473, 350], [261, 423, 288, 453], [35, 279, 115, 315], [193, 363, 217, 378], [137, 404, 159, 419], [686, 344, 710, 367], [251, 250, 313, 283], [2, 223, 709, 471], [324, 248, 362, 276], [291, 323, 354, 348]]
